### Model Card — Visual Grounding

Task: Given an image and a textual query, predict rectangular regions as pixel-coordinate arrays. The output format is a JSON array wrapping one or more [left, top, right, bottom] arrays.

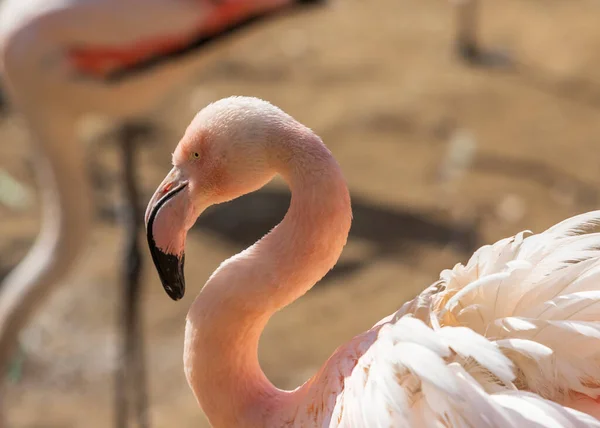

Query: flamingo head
[[145, 96, 293, 300]]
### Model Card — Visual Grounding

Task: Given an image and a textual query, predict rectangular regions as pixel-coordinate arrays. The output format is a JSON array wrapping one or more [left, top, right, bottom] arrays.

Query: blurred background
[[1, 0, 600, 426]]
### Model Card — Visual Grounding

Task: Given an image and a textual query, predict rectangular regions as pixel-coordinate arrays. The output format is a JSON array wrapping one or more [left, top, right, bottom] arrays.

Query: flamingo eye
[[191, 152, 200, 160]]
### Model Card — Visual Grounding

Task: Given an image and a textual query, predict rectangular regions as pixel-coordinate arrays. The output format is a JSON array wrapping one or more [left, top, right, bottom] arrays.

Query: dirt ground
[[2, 0, 600, 426]]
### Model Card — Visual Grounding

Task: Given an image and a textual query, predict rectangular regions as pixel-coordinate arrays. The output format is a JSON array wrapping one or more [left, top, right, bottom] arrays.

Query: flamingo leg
[[455, 0, 480, 63], [117, 123, 151, 428], [454, 0, 512, 68]]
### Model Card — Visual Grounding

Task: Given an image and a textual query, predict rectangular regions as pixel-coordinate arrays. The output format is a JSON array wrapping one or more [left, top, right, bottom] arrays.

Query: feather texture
[[321, 211, 600, 427]]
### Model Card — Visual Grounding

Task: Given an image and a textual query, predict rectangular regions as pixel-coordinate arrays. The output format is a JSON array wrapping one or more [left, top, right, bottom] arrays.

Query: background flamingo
[[146, 96, 600, 427], [0, 1, 323, 426]]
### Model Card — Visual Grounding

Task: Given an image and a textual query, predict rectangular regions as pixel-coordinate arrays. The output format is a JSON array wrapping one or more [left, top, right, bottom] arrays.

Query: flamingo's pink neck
[[184, 132, 352, 427]]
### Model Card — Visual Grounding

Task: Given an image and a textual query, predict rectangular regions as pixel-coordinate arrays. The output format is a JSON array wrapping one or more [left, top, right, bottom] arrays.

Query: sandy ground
[[2, 0, 600, 426]]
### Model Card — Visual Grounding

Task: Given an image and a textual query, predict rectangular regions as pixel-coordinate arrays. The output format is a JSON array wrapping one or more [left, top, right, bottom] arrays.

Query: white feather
[[322, 211, 600, 427]]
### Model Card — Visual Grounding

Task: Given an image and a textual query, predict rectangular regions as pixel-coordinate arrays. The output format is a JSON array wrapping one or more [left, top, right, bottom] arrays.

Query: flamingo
[[146, 96, 600, 427], [0, 1, 322, 426]]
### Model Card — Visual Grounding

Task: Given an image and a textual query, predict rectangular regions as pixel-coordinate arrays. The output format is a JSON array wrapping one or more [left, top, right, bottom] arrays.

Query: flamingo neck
[[0, 106, 91, 375], [184, 133, 352, 427]]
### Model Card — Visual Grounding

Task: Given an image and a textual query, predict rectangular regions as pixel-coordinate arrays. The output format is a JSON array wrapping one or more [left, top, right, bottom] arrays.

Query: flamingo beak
[[145, 171, 189, 301]]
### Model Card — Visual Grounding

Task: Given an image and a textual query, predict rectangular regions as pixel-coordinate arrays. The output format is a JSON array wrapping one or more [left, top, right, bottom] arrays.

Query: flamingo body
[[271, 214, 600, 426], [326, 214, 600, 426], [0, 0, 293, 117], [146, 96, 600, 427]]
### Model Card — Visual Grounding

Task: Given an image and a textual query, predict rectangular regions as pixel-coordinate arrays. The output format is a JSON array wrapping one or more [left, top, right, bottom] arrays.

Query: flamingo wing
[[325, 211, 600, 427]]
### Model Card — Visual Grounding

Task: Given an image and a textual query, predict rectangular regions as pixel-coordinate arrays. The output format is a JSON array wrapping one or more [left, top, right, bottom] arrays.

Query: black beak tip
[[147, 242, 186, 301], [163, 282, 185, 301]]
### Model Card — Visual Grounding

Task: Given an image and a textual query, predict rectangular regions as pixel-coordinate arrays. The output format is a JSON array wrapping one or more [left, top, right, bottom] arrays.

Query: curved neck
[[0, 106, 91, 377], [184, 134, 352, 427]]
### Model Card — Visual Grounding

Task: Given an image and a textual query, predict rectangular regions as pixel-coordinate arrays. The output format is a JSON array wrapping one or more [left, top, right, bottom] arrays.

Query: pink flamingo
[[146, 96, 600, 427], [0, 1, 321, 426]]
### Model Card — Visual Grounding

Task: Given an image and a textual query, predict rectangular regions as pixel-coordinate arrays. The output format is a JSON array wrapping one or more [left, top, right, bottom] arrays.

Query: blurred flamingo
[[0, 1, 322, 427], [146, 96, 600, 427]]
